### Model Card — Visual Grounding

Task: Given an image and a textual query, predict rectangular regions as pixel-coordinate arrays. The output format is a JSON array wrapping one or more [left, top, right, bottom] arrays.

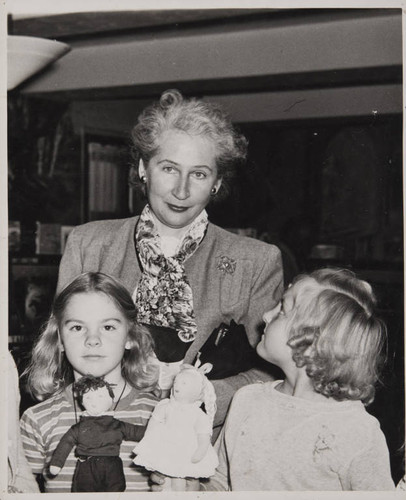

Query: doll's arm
[[191, 410, 212, 463], [191, 433, 211, 463], [49, 465, 62, 476], [120, 421, 147, 442], [49, 425, 79, 475]]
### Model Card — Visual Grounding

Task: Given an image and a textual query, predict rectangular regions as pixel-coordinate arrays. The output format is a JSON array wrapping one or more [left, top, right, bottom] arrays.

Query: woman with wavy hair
[[57, 89, 283, 428]]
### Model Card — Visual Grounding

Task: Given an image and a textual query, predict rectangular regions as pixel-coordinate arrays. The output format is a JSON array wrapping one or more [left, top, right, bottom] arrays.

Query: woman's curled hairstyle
[[25, 272, 158, 401], [286, 268, 386, 406], [130, 89, 248, 199]]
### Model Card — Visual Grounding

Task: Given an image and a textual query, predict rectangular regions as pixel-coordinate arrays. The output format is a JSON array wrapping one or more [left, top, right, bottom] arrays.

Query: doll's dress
[[133, 398, 218, 478]]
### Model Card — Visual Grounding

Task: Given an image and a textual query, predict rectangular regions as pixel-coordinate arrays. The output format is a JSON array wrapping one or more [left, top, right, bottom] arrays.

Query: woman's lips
[[167, 203, 188, 212]]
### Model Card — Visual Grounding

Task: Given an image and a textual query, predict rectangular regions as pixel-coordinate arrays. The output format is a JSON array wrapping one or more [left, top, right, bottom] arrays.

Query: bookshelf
[[83, 133, 131, 222]]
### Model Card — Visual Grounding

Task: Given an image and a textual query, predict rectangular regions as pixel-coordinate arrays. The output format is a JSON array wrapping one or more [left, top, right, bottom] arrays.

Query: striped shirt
[[20, 384, 158, 493]]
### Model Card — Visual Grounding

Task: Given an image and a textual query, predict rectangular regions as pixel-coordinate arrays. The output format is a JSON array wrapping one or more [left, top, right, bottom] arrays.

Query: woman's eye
[[70, 325, 83, 332], [163, 165, 175, 173], [103, 325, 116, 331], [193, 171, 207, 179]]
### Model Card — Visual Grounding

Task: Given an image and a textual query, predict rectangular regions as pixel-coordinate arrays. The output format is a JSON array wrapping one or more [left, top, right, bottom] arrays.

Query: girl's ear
[[57, 330, 65, 352]]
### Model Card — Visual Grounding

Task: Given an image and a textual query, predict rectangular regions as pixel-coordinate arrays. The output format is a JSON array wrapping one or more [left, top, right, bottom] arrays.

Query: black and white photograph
[[3, 1, 404, 497]]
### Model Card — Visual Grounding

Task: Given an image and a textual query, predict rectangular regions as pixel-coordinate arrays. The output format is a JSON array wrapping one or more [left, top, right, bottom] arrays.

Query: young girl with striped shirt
[[20, 272, 159, 493]]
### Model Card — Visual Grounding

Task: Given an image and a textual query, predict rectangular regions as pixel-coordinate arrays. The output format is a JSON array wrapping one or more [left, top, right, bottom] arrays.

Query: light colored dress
[[133, 398, 218, 478], [203, 381, 395, 491]]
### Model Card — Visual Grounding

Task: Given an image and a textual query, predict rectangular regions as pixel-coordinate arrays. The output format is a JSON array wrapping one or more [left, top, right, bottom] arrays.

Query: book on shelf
[[87, 142, 127, 217]]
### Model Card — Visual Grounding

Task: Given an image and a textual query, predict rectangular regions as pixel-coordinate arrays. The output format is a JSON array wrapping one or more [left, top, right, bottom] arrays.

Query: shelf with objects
[[82, 132, 132, 222]]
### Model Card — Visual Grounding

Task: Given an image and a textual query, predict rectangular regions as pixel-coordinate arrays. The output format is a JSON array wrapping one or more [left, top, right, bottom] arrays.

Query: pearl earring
[[211, 187, 217, 195], [141, 175, 146, 184]]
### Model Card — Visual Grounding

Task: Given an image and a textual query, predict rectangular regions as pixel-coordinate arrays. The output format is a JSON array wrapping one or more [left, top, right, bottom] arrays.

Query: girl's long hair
[[25, 272, 158, 401]]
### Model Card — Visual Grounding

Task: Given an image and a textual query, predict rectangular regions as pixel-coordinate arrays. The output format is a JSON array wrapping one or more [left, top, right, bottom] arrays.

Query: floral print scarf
[[134, 204, 208, 343]]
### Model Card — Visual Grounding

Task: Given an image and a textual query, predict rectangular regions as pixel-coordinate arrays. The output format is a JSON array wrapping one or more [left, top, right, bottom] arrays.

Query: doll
[[133, 363, 219, 490], [49, 375, 146, 492]]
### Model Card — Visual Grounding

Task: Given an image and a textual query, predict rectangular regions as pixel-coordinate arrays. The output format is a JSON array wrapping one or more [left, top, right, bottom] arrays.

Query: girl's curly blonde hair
[[285, 268, 386, 406]]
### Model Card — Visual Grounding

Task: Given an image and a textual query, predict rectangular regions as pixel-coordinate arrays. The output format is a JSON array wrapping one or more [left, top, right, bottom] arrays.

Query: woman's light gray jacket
[[57, 216, 283, 426]]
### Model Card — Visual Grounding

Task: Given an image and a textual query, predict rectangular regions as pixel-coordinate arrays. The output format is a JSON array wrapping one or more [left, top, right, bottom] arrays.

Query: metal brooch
[[217, 255, 236, 274]]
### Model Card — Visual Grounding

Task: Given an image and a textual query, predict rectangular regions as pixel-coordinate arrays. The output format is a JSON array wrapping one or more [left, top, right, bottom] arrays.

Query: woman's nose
[[173, 175, 190, 200]]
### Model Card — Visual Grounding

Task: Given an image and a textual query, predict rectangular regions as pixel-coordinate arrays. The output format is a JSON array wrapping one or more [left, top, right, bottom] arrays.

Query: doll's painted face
[[82, 386, 113, 416], [172, 370, 202, 404]]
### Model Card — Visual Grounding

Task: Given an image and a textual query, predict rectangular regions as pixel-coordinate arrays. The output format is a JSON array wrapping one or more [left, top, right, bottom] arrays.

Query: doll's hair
[[174, 364, 217, 424], [74, 375, 115, 406], [25, 272, 158, 401], [285, 268, 386, 406], [129, 88, 248, 200]]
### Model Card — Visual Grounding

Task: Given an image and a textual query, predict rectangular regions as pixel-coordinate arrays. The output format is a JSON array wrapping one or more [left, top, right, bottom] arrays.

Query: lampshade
[[7, 35, 71, 90]]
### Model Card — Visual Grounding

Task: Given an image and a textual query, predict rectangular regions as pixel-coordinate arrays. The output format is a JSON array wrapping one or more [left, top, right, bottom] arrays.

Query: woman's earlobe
[[211, 178, 222, 196], [214, 178, 223, 193], [138, 159, 146, 180], [125, 340, 133, 350]]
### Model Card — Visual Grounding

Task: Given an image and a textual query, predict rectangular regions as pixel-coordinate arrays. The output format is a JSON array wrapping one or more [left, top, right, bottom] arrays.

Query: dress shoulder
[[229, 382, 272, 413], [234, 380, 273, 398], [21, 391, 68, 419]]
